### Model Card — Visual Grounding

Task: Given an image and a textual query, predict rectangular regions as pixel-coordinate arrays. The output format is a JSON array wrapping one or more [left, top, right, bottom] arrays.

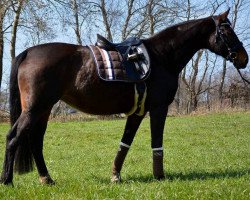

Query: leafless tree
[[10, 0, 24, 61], [57, 0, 96, 45], [0, 0, 12, 90]]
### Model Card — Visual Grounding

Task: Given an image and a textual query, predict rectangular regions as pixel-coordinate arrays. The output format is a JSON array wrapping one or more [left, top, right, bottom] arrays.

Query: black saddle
[[96, 34, 142, 51], [96, 34, 145, 63], [94, 34, 150, 82]]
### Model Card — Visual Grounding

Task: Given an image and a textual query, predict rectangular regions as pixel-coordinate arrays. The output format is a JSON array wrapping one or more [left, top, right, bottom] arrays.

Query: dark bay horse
[[0, 10, 248, 185]]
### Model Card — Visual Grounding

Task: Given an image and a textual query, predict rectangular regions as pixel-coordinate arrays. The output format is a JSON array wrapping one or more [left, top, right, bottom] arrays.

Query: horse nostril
[[245, 57, 249, 65]]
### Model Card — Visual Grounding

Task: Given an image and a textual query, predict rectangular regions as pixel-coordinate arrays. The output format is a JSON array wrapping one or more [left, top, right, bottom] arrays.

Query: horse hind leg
[[0, 109, 55, 186], [0, 111, 34, 185], [111, 114, 145, 183], [30, 110, 55, 185], [0, 122, 19, 185]]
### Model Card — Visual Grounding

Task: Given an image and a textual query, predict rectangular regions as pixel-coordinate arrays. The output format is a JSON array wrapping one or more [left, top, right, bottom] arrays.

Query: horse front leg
[[150, 106, 167, 180], [111, 114, 145, 183]]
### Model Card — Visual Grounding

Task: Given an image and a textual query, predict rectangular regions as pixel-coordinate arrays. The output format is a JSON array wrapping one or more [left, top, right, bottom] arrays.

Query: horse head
[[209, 9, 248, 69]]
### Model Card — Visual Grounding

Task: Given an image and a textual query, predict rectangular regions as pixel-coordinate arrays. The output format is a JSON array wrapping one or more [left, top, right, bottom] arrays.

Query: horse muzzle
[[230, 48, 248, 69]]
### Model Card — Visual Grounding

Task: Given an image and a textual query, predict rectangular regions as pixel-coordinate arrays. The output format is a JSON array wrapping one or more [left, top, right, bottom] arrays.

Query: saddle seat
[[96, 34, 142, 51]]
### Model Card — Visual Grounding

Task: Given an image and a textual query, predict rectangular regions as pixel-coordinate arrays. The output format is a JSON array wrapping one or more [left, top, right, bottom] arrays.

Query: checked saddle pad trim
[[88, 44, 150, 82]]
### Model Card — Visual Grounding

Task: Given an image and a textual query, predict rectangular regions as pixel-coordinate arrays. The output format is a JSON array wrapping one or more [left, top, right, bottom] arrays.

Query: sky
[[1, 0, 250, 91]]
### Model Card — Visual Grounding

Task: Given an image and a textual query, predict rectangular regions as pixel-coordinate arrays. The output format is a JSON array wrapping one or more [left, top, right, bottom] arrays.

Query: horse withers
[[0, 10, 248, 185]]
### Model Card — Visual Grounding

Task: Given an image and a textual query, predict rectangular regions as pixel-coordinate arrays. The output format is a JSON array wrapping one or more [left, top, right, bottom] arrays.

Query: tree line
[[0, 0, 249, 119]]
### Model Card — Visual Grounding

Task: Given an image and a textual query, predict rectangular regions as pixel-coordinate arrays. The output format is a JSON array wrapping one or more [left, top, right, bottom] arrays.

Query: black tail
[[9, 50, 27, 126], [9, 50, 34, 174]]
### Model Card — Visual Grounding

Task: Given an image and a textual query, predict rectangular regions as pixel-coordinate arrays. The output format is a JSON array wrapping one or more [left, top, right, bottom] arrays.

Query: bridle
[[212, 17, 243, 62], [212, 17, 250, 85]]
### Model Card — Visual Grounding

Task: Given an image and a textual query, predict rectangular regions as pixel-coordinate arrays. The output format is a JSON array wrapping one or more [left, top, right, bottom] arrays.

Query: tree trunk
[[100, 0, 113, 41], [175, 74, 181, 114], [207, 56, 217, 110], [189, 50, 203, 112], [121, 0, 135, 40], [10, 0, 24, 62], [0, 0, 9, 90], [148, 0, 154, 36], [219, 58, 226, 107], [71, 0, 82, 45], [0, 16, 3, 90], [0, 1, 5, 91]]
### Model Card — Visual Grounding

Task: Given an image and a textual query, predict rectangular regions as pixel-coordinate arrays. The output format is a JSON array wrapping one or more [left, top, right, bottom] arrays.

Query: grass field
[[0, 112, 250, 199]]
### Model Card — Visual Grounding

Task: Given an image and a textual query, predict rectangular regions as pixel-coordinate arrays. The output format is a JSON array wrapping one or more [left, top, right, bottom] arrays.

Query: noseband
[[212, 17, 243, 62]]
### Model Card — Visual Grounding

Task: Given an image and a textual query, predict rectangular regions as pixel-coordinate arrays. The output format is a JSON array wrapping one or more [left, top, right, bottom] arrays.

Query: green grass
[[0, 112, 250, 199]]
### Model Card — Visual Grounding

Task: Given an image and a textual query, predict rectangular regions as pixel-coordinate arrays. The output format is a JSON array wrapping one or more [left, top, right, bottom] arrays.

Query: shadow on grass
[[165, 169, 250, 181], [93, 169, 250, 184]]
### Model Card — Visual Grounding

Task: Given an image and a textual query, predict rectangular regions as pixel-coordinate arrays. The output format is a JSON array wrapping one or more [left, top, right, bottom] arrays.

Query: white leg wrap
[[120, 142, 130, 149], [152, 147, 163, 151]]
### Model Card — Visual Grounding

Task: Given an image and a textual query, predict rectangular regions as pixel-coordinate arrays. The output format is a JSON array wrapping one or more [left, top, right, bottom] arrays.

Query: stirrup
[[127, 52, 144, 61]]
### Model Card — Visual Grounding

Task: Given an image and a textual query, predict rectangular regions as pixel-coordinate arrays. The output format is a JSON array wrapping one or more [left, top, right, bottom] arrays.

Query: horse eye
[[230, 52, 237, 60], [220, 28, 226, 33]]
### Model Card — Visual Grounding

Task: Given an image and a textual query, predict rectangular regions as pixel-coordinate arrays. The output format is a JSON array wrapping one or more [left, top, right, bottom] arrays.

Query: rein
[[237, 69, 250, 86]]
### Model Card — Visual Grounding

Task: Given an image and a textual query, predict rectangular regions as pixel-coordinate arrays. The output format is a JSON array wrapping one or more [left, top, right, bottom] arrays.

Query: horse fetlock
[[111, 161, 122, 183], [111, 171, 121, 183]]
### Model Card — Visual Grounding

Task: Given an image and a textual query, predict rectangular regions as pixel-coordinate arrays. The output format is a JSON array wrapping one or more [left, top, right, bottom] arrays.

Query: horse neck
[[144, 17, 214, 73]]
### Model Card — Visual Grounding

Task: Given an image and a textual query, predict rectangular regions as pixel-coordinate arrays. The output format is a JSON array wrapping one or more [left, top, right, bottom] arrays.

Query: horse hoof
[[39, 176, 55, 185], [0, 179, 14, 186], [111, 172, 121, 183], [154, 175, 165, 180]]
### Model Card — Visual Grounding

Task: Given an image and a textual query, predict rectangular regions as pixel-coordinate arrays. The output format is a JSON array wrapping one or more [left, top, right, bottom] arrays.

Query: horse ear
[[219, 8, 230, 21]]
